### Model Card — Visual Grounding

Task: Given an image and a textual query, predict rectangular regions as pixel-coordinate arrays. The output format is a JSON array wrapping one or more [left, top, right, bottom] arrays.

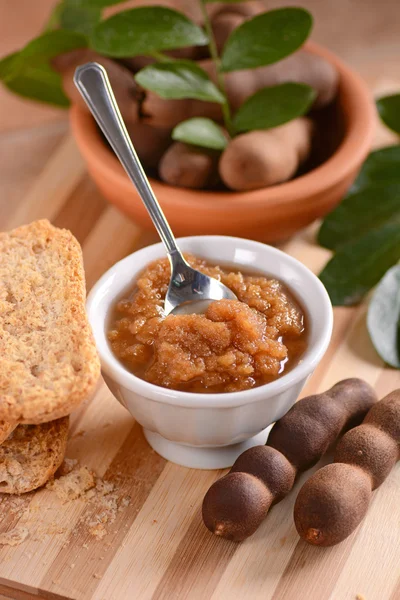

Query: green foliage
[[172, 118, 228, 150], [0, 30, 86, 107], [221, 8, 312, 72], [135, 61, 225, 103], [318, 140, 400, 307], [319, 223, 400, 306], [4, 62, 70, 106], [233, 83, 315, 133], [318, 183, 400, 250], [91, 7, 208, 57], [350, 145, 400, 192], [59, 0, 101, 35], [377, 94, 400, 134]]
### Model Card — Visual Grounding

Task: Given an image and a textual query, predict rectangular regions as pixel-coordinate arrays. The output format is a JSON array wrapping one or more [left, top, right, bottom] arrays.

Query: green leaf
[[351, 145, 400, 193], [319, 223, 400, 306], [172, 118, 228, 150], [377, 94, 400, 135], [83, 0, 127, 6], [60, 0, 101, 36], [0, 53, 19, 81], [91, 7, 208, 58], [318, 184, 400, 250], [233, 82, 315, 132], [4, 62, 69, 107], [221, 8, 312, 72], [20, 30, 87, 62], [0, 30, 85, 107], [135, 60, 224, 103], [367, 265, 400, 368]]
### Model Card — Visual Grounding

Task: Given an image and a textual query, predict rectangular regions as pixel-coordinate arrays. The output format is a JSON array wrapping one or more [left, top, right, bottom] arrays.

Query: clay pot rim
[[70, 40, 375, 210]]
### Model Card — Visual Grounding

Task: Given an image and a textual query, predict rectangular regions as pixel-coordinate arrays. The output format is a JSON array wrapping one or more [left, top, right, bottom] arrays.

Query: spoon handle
[[74, 61, 180, 258]]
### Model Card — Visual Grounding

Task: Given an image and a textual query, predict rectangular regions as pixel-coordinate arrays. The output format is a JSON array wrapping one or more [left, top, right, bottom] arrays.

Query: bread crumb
[[82, 543, 89, 549], [0, 527, 28, 546], [355, 595, 366, 600], [47, 466, 95, 501], [58, 458, 78, 476], [93, 573, 102, 580], [119, 496, 131, 511], [89, 523, 107, 540], [70, 563, 75, 569]]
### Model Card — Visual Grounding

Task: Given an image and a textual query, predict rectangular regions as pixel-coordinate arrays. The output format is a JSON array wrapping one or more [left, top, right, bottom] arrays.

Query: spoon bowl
[[74, 62, 236, 314]]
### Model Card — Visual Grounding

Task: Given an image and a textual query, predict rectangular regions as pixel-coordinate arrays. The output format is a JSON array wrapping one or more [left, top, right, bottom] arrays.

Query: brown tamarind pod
[[121, 46, 207, 74], [219, 119, 313, 191], [53, 50, 143, 122], [209, 2, 264, 20], [294, 390, 400, 546], [159, 142, 220, 189], [211, 12, 245, 54], [199, 49, 339, 111], [202, 378, 377, 542], [268, 378, 378, 471], [141, 93, 222, 129], [125, 122, 171, 170]]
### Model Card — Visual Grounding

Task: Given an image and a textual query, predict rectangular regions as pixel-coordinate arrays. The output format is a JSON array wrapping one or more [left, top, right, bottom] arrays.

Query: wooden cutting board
[[0, 132, 399, 600]]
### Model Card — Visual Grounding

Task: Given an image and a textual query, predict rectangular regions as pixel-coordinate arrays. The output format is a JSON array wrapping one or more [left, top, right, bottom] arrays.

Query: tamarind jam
[[108, 255, 307, 393]]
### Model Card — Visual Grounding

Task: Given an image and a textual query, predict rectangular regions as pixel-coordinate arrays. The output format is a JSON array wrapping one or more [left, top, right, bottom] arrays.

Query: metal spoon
[[74, 62, 236, 315]]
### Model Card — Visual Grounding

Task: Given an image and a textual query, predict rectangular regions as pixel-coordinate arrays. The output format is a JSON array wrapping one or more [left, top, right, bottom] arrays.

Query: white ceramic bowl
[[87, 236, 333, 469]]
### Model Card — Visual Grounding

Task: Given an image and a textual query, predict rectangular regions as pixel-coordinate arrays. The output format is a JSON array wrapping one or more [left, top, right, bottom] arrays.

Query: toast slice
[[0, 220, 100, 423], [0, 417, 69, 493], [0, 421, 16, 444]]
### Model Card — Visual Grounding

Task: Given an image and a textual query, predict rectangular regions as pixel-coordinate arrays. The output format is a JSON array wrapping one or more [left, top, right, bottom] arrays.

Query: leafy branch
[[318, 93, 400, 367], [0, 1, 315, 145]]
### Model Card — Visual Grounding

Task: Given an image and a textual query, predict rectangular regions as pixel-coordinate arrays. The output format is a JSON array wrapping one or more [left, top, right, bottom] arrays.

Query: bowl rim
[[87, 235, 333, 408], [70, 39, 375, 211]]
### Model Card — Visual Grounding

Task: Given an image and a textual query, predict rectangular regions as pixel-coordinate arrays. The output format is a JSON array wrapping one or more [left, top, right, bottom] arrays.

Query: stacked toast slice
[[0, 220, 100, 493]]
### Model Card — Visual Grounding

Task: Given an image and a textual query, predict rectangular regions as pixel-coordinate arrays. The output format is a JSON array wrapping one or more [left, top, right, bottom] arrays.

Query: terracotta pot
[[70, 42, 375, 243]]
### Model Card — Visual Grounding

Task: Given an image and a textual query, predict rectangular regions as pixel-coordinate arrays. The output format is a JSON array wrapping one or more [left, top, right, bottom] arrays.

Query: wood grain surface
[[1, 2, 400, 599]]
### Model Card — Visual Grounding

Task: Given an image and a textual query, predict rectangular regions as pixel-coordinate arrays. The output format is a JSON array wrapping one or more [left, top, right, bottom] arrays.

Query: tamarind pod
[[200, 49, 339, 110], [53, 50, 143, 123], [141, 93, 223, 128], [211, 12, 245, 54], [159, 142, 220, 189], [294, 390, 400, 546], [125, 122, 172, 170], [268, 378, 378, 471], [219, 118, 313, 191], [120, 46, 208, 74], [208, 2, 264, 20], [202, 379, 377, 541]]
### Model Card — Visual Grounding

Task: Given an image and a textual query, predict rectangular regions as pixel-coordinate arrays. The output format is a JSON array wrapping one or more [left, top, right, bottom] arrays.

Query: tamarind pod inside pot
[[294, 389, 400, 546], [54, 50, 142, 123], [141, 93, 223, 129], [121, 46, 208, 74], [159, 142, 220, 189], [202, 378, 377, 541], [219, 118, 313, 191], [211, 12, 245, 54], [125, 122, 172, 170], [200, 50, 339, 110], [208, 2, 264, 20]]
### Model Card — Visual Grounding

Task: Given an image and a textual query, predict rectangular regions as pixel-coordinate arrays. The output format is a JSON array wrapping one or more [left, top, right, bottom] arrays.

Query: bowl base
[[143, 426, 272, 470]]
